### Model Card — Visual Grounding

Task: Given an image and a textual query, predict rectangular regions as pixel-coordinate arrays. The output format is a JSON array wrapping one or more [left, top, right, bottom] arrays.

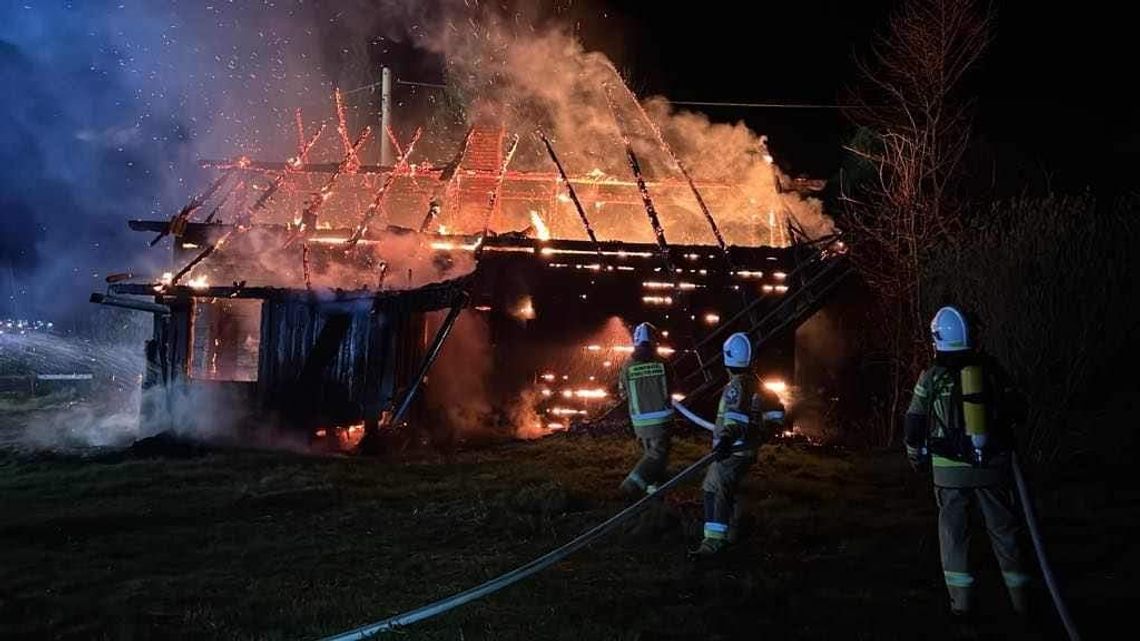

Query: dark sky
[[584, 0, 1137, 191], [1, 0, 1133, 325]]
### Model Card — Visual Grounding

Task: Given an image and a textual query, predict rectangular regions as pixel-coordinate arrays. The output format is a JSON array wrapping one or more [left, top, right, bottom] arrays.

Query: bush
[[924, 193, 1140, 466]]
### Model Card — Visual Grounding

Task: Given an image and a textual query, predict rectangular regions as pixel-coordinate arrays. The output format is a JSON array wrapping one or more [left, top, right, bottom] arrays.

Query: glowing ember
[[549, 407, 587, 416], [656, 346, 675, 356], [547, 422, 566, 430], [430, 239, 482, 251], [529, 210, 551, 240], [671, 393, 686, 401], [763, 380, 788, 394], [160, 272, 173, 285], [735, 270, 764, 279], [642, 295, 673, 306], [541, 373, 556, 382], [541, 389, 553, 397], [514, 297, 536, 320], [573, 388, 608, 399], [704, 313, 721, 325], [186, 275, 210, 290], [643, 281, 699, 290], [773, 271, 787, 280]]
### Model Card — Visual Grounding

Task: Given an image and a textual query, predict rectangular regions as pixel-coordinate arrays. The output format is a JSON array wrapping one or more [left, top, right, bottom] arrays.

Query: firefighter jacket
[[618, 347, 674, 435], [715, 373, 785, 454], [905, 351, 1025, 487]]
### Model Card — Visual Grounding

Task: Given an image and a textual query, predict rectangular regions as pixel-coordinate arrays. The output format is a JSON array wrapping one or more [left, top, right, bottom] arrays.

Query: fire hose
[[1012, 451, 1082, 641], [317, 403, 719, 641]]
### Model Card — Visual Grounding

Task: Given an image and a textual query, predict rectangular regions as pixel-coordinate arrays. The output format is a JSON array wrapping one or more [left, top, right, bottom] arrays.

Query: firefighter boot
[[689, 536, 729, 559], [619, 473, 645, 497], [690, 492, 729, 558]]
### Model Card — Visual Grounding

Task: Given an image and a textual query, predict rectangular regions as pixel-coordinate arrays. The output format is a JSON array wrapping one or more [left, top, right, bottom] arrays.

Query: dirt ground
[[0, 408, 1136, 640]]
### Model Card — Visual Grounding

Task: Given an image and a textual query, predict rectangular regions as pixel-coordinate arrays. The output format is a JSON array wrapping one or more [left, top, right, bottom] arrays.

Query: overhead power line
[[670, 100, 849, 110], [346, 77, 852, 110]]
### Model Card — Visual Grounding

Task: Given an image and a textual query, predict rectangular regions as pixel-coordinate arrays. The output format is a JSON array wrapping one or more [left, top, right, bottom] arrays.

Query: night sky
[[1, 1, 1134, 325]]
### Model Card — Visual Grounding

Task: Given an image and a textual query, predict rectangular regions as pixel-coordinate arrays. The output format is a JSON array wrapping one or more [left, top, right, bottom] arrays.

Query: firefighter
[[617, 322, 674, 496], [905, 306, 1032, 617], [692, 332, 784, 557]]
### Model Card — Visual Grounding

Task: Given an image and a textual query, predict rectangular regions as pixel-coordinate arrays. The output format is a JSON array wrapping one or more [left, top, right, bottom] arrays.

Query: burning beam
[[288, 124, 374, 242], [166, 117, 326, 287], [334, 89, 363, 174], [170, 239, 221, 285], [602, 84, 673, 274], [243, 119, 327, 222], [606, 65, 730, 258], [149, 169, 235, 246], [478, 133, 521, 240], [537, 130, 603, 258], [420, 127, 475, 234], [347, 127, 423, 245], [302, 243, 313, 290]]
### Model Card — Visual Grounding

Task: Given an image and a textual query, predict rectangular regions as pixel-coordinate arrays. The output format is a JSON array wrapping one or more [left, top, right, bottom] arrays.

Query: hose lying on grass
[[1012, 451, 1082, 641], [318, 402, 718, 641]]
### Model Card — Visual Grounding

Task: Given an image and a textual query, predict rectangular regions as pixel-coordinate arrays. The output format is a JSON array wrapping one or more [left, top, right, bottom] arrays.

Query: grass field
[[0, 414, 1135, 640]]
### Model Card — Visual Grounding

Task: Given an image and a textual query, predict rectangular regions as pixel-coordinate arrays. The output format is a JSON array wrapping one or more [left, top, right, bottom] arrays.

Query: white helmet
[[723, 332, 752, 368], [931, 306, 970, 352], [632, 322, 656, 346]]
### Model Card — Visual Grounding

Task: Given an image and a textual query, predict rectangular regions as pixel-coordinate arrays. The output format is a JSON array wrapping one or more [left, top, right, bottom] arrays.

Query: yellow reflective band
[[944, 571, 975, 587]]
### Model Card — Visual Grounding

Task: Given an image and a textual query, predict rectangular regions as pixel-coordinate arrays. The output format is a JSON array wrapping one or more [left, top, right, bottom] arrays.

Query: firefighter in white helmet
[[692, 332, 785, 557], [905, 306, 1031, 618], [617, 322, 675, 496]]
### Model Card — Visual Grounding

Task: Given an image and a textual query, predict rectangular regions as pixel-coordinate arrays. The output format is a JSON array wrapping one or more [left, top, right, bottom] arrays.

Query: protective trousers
[[701, 454, 753, 540], [935, 485, 1032, 613], [624, 427, 670, 491]]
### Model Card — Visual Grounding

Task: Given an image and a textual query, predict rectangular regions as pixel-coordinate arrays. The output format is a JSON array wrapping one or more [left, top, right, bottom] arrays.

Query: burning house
[[91, 78, 848, 447]]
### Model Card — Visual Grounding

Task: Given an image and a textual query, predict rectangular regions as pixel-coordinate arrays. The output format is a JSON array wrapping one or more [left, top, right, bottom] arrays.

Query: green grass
[[0, 432, 1131, 640]]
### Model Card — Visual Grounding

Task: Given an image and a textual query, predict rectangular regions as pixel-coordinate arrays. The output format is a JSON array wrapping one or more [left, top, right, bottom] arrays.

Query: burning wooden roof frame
[[92, 85, 842, 443]]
